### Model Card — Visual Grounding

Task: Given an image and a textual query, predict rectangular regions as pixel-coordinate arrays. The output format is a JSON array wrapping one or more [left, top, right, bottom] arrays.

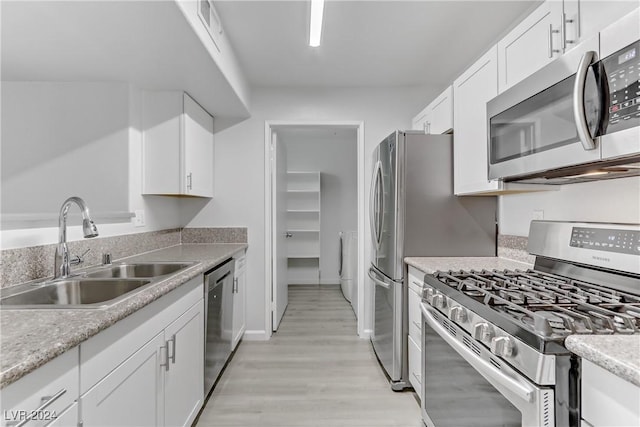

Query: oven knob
[[432, 294, 447, 310], [490, 336, 516, 358], [472, 322, 493, 342], [449, 306, 468, 323], [423, 287, 434, 300]]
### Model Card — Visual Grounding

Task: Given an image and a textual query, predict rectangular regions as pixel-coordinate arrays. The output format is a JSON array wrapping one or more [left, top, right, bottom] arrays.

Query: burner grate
[[433, 269, 640, 338]]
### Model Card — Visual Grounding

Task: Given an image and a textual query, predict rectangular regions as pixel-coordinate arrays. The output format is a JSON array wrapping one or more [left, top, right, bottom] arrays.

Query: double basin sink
[[0, 262, 195, 309]]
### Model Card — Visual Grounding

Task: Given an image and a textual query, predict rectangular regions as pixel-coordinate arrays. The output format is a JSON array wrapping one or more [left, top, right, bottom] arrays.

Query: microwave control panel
[[604, 40, 640, 134]]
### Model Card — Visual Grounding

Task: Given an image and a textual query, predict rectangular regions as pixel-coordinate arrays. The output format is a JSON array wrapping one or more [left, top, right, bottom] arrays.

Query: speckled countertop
[[0, 243, 247, 389], [565, 335, 640, 386], [405, 256, 533, 274]]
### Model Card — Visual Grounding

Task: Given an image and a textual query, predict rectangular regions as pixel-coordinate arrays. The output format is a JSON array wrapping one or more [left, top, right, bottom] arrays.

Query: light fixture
[[309, 0, 324, 47]]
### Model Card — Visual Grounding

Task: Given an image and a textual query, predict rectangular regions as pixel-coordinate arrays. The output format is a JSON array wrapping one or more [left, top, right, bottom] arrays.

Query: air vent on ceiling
[[198, 0, 223, 52]]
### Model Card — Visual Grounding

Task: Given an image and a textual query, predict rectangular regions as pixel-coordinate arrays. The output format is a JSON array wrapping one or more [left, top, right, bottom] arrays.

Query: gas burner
[[433, 268, 640, 338]]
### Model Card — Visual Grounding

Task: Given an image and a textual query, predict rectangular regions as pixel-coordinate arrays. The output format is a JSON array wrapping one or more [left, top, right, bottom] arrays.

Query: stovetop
[[422, 221, 640, 355], [433, 268, 640, 338]]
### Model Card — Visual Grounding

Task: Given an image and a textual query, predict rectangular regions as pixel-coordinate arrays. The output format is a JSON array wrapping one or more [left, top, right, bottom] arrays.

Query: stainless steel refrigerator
[[368, 131, 496, 390]]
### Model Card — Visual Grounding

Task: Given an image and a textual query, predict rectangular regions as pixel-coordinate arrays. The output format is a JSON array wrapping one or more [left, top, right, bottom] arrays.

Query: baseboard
[[242, 330, 270, 341], [289, 281, 340, 286]]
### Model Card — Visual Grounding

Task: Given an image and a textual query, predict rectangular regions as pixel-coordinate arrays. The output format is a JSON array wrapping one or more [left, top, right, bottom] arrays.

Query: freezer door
[[371, 132, 399, 280], [369, 266, 403, 383]]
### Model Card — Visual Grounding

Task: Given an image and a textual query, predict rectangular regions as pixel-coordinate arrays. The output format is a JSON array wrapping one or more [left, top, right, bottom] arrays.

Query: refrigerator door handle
[[369, 161, 382, 247], [368, 267, 391, 289], [376, 165, 384, 248], [338, 233, 343, 277]]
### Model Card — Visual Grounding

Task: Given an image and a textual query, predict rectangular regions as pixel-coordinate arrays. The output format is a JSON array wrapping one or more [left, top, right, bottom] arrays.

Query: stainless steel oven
[[420, 304, 557, 427], [487, 9, 640, 184], [419, 220, 640, 427]]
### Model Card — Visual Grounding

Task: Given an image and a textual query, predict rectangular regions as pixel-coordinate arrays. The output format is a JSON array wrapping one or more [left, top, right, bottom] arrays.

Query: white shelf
[[286, 171, 321, 284]]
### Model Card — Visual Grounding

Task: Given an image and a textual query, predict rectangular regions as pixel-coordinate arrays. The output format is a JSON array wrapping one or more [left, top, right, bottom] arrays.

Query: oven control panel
[[603, 40, 640, 134], [570, 227, 640, 255]]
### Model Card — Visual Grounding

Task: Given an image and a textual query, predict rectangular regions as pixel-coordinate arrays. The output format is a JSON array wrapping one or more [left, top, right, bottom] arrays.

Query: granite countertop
[[565, 335, 640, 386], [0, 243, 247, 389], [405, 256, 533, 274]]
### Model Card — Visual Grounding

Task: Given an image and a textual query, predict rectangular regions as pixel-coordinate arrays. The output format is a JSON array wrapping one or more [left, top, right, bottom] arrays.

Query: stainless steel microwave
[[487, 9, 640, 184]]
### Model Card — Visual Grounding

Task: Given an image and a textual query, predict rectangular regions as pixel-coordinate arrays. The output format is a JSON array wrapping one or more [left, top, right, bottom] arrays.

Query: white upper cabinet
[[143, 92, 214, 198], [411, 86, 453, 134], [497, 0, 639, 93], [453, 47, 502, 195], [563, 1, 639, 50], [497, 1, 564, 93]]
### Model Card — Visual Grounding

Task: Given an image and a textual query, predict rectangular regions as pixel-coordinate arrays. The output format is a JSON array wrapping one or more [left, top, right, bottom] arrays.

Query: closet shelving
[[286, 171, 321, 284]]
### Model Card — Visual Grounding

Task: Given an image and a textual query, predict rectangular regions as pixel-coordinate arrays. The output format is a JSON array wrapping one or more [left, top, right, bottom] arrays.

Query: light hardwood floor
[[196, 285, 422, 427]]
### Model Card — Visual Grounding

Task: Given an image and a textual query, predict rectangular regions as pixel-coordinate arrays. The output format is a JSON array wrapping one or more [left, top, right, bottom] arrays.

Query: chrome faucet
[[54, 197, 99, 279]]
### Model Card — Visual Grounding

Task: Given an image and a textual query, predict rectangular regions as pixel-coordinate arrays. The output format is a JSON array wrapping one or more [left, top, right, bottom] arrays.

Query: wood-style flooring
[[195, 285, 422, 427]]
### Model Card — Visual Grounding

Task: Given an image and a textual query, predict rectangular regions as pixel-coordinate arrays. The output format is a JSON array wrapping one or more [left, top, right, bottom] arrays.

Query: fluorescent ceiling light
[[309, 0, 324, 47]]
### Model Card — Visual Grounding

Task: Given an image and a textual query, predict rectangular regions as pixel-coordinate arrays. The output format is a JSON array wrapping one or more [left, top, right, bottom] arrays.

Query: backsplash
[[498, 234, 534, 265], [0, 227, 248, 288], [182, 227, 247, 244]]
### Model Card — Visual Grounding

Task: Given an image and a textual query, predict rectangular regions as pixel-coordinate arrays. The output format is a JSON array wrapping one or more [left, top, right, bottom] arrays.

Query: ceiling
[[215, 0, 542, 88]]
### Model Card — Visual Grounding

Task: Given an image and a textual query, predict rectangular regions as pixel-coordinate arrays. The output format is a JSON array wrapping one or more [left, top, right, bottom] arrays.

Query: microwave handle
[[573, 51, 598, 151]]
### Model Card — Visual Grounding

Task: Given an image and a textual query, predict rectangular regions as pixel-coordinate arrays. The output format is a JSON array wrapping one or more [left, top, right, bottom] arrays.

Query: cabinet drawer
[[408, 335, 422, 394], [1, 349, 78, 427], [407, 266, 424, 294], [408, 287, 422, 344]]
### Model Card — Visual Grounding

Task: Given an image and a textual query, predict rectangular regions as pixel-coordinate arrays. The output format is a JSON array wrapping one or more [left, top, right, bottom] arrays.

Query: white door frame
[[264, 120, 366, 338]]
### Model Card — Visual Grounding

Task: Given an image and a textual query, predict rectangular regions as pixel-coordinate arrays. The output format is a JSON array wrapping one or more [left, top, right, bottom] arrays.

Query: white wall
[[499, 177, 640, 236], [282, 130, 358, 284], [1, 83, 183, 250], [186, 84, 440, 339]]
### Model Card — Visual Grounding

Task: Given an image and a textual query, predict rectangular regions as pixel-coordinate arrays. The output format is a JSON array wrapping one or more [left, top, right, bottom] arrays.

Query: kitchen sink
[[0, 279, 151, 308], [85, 262, 193, 279]]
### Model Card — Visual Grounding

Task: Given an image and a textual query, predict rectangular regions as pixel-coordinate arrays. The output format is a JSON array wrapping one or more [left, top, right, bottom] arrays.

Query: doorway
[[264, 121, 365, 337]]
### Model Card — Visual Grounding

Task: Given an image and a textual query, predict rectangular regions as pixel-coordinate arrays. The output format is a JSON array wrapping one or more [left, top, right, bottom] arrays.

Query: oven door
[[420, 304, 554, 427], [487, 35, 603, 181]]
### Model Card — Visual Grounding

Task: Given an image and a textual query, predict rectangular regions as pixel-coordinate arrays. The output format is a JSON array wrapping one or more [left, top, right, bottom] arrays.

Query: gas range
[[420, 221, 640, 427]]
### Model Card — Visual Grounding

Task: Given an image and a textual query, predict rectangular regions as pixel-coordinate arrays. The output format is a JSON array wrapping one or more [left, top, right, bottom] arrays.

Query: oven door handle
[[421, 304, 535, 403], [573, 50, 598, 151]]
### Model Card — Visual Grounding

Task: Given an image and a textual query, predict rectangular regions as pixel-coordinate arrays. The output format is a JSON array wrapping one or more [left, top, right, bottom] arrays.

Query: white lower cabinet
[[407, 266, 423, 399], [0, 349, 79, 427], [581, 359, 640, 427], [82, 333, 165, 426], [164, 303, 204, 427], [80, 277, 204, 427], [231, 251, 247, 350]]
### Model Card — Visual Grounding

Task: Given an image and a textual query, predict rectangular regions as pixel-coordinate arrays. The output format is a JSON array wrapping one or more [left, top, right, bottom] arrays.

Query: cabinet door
[[183, 93, 214, 197], [232, 254, 247, 350], [564, 0, 639, 49], [81, 333, 164, 427], [497, 1, 563, 93], [429, 86, 453, 134], [411, 105, 430, 132], [408, 335, 422, 396], [164, 301, 204, 427], [453, 46, 502, 195]]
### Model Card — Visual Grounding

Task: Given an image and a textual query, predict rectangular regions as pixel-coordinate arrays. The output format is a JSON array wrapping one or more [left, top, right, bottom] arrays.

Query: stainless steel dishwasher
[[203, 258, 235, 396]]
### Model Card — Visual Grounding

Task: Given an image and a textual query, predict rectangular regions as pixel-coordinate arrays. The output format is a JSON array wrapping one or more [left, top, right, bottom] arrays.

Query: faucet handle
[[102, 253, 112, 265], [70, 248, 91, 266]]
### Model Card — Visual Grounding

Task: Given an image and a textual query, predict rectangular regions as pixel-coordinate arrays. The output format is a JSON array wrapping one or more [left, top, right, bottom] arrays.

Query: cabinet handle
[[548, 24, 561, 58], [169, 334, 176, 364], [412, 320, 421, 329], [7, 389, 66, 427], [233, 277, 238, 293], [187, 172, 193, 190], [563, 12, 575, 47], [160, 342, 170, 371]]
